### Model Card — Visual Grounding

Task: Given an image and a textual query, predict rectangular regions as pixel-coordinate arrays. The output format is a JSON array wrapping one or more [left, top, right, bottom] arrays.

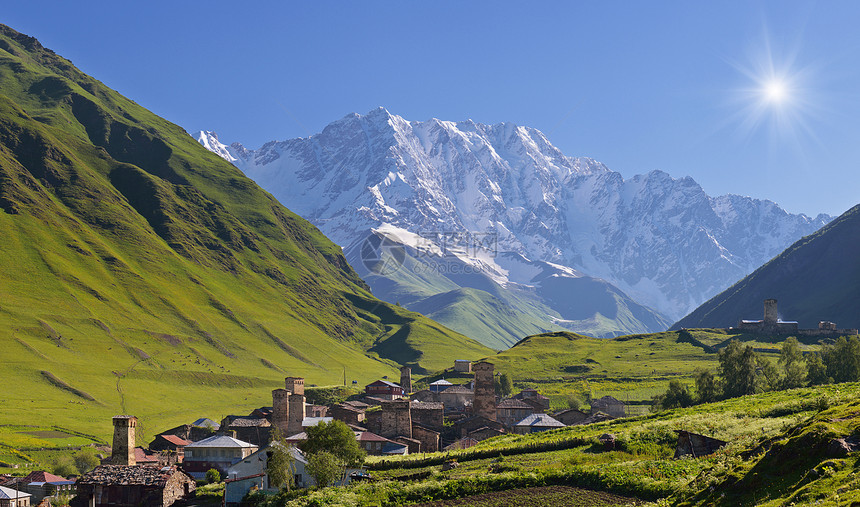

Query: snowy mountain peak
[[197, 109, 831, 321], [195, 130, 237, 162]]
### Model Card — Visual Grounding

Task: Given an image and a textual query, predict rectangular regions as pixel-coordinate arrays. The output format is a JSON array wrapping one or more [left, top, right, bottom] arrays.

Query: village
[[0, 360, 632, 507]]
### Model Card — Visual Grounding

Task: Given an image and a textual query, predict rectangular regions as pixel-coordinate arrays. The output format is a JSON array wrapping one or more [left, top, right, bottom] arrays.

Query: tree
[[300, 420, 365, 467], [73, 449, 100, 475], [565, 393, 583, 410], [266, 428, 296, 491], [805, 352, 830, 385], [52, 455, 76, 478], [822, 336, 860, 383], [205, 468, 221, 484], [718, 340, 759, 398], [497, 373, 513, 397], [757, 356, 780, 392], [694, 369, 718, 403], [305, 451, 343, 488], [652, 380, 693, 410], [779, 337, 807, 389]]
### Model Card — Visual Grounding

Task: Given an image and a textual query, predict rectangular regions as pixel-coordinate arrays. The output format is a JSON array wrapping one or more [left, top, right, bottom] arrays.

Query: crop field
[[414, 486, 640, 506]]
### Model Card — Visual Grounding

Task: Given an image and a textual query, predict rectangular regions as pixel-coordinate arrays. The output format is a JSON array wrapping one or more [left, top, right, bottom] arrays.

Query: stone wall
[[378, 399, 412, 439]]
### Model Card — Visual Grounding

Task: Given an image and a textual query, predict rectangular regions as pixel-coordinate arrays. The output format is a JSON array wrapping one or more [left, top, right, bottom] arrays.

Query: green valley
[[0, 24, 491, 447]]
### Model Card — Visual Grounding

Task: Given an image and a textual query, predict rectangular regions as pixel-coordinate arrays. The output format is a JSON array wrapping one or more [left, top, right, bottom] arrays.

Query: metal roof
[[186, 435, 256, 448], [0, 485, 31, 499], [514, 413, 565, 428]]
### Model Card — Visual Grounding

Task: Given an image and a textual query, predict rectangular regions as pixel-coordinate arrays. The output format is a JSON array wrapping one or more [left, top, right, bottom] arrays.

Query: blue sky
[[6, 1, 860, 216]]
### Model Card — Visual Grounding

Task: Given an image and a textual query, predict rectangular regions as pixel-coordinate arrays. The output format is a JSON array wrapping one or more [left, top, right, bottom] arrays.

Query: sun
[[764, 80, 787, 104], [720, 31, 820, 145]]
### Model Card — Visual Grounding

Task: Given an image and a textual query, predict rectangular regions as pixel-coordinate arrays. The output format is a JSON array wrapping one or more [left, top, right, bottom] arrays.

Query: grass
[[474, 329, 824, 409], [326, 383, 860, 507]]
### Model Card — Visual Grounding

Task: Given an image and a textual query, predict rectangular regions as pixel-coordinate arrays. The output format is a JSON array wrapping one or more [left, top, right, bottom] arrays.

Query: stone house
[[467, 426, 505, 441], [455, 415, 504, 439], [513, 413, 565, 434], [513, 389, 550, 412], [439, 385, 473, 412], [552, 408, 589, 426], [182, 435, 258, 479], [0, 485, 31, 507], [411, 424, 441, 453], [496, 399, 534, 427], [410, 389, 440, 403], [590, 396, 626, 419], [221, 417, 272, 447], [454, 360, 472, 373], [410, 401, 444, 432], [75, 465, 195, 507], [330, 404, 366, 426]]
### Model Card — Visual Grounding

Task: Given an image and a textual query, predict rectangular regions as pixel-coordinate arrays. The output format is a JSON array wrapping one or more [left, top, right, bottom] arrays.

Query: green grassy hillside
[[0, 24, 491, 445], [673, 203, 860, 330], [254, 383, 860, 506], [481, 329, 822, 408]]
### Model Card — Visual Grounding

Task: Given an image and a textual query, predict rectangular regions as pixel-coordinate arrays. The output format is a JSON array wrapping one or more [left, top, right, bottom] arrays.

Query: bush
[[205, 468, 221, 484]]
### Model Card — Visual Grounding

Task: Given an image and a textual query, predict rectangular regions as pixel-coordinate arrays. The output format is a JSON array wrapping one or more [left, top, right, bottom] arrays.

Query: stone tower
[[379, 399, 412, 439], [400, 366, 412, 394], [764, 299, 778, 325], [284, 377, 305, 436], [110, 415, 137, 465], [272, 389, 290, 436], [285, 377, 304, 395], [472, 361, 496, 421]]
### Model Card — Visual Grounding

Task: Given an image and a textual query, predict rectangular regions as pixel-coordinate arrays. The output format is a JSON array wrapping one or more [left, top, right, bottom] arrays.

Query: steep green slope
[[409, 288, 559, 351], [673, 203, 860, 330], [0, 25, 491, 443]]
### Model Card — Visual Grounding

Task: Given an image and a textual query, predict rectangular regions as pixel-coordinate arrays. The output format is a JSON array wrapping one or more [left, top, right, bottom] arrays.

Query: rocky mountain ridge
[[197, 107, 830, 339]]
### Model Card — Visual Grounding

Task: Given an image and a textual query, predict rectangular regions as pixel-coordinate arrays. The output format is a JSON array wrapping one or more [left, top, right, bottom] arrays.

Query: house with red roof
[[149, 434, 191, 458]]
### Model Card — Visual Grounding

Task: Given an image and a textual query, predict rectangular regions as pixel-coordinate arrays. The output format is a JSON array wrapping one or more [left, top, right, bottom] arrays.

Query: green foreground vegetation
[[248, 383, 860, 506]]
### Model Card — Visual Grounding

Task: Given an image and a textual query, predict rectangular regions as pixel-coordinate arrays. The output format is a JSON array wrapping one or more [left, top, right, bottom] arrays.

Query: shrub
[[205, 468, 221, 484]]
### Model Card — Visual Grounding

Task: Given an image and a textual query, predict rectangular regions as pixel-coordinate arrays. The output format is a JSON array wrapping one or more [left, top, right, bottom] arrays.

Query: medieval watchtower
[[472, 361, 497, 421], [400, 366, 412, 394], [110, 415, 137, 466], [284, 377, 306, 436], [272, 388, 290, 436], [764, 299, 778, 325]]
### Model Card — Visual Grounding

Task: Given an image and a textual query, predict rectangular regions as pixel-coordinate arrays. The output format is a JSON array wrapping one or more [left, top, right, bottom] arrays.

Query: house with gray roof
[[513, 413, 565, 434], [182, 435, 258, 479]]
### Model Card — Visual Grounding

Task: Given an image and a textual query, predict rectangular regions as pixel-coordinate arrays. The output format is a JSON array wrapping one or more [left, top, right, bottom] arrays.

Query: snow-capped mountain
[[196, 107, 830, 326]]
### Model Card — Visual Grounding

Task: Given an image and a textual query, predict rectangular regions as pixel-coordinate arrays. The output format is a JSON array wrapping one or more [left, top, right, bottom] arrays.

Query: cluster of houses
[[0, 361, 630, 507]]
